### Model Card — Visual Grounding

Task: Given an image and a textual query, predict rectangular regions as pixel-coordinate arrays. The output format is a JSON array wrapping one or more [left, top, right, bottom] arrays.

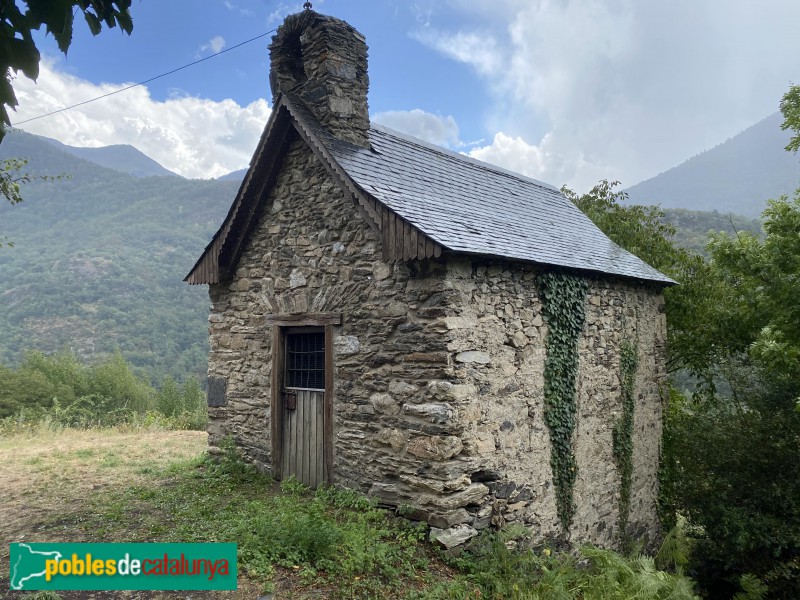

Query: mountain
[[38, 134, 180, 178], [626, 112, 800, 218], [217, 168, 247, 181], [0, 131, 236, 383], [661, 208, 762, 255]]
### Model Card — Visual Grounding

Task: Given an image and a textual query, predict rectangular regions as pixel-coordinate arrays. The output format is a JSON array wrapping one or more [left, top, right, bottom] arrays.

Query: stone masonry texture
[[205, 136, 668, 549]]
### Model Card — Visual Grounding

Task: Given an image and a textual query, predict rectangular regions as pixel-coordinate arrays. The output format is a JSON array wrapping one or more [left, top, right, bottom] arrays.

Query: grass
[[0, 428, 700, 599]]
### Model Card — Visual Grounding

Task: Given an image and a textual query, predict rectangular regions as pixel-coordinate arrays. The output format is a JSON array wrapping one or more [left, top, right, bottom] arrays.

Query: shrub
[[665, 363, 800, 598]]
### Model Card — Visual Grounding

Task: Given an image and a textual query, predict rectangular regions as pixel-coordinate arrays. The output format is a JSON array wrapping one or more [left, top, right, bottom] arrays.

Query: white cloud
[[417, 0, 800, 191], [198, 35, 226, 56], [373, 109, 461, 147], [11, 60, 271, 179], [266, 3, 309, 25], [224, 1, 254, 17]]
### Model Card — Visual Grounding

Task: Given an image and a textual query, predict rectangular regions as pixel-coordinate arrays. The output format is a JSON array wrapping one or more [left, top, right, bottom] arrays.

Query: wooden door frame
[[269, 313, 339, 484]]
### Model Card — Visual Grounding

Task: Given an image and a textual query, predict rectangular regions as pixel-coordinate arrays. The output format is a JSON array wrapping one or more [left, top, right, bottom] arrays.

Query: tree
[[562, 180, 722, 379], [0, 1, 133, 240], [780, 83, 800, 153], [0, 0, 133, 140]]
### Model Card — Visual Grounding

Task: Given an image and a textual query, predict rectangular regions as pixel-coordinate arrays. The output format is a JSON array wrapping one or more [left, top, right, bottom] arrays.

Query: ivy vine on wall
[[538, 272, 588, 533], [613, 340, 639, 542]]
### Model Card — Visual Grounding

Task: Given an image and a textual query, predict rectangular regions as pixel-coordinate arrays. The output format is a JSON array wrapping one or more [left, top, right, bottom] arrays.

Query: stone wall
[[443, 259, 667, 548], [206, 136, 667, 549]]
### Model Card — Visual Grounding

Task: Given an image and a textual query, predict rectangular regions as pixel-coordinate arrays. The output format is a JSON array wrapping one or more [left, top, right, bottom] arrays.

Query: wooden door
[[281, 389, 325, 487], [279, 328, 327, 488]]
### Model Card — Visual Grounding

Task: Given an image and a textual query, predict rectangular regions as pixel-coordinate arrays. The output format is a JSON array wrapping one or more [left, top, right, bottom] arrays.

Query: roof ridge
[[369, 123, 558, 192]]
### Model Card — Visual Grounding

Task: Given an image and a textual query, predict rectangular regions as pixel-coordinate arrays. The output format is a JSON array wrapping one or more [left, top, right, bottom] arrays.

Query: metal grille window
[[285, 331, 325, 389]]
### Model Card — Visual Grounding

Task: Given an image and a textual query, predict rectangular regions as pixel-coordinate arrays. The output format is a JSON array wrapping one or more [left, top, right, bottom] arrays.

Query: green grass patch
[[75, 440, 699, 599]]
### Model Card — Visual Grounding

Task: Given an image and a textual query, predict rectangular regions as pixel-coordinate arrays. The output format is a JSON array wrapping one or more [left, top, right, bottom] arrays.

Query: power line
[[12, 28, 278, 127]]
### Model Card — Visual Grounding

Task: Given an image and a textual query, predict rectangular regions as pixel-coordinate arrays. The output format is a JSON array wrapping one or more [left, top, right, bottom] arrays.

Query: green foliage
[[81, 440, 696, 599], [564, 180, 679, 271], [0, 350, 206, 430], [0, 1, 133, 138], [538, 271, 588, 533], [0, 131, 238, 384], [155, 375, 206, 430], [780, 83, 800, 153], [666, 365, 800, 598], [661, 208, 762, 256], [573, 174, 800, 597], [707, 194, 800, 383], [0, 157, 64, 245], [425, 531, 699, 600], [91, 451, 429, 597], [563, 179, 730, 381], [612, 341, 638, 544]]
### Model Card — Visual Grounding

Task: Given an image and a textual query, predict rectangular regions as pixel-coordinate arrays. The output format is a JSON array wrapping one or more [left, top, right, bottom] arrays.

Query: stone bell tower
[[269, 10, 370, 148]]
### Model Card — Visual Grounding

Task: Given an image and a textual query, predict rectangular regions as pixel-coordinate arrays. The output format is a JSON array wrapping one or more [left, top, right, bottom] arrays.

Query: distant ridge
[[217, 168, 247, 181], [625, 112, 800, 218], [41, 135, 180, 178], [3, 129, 180, 178]]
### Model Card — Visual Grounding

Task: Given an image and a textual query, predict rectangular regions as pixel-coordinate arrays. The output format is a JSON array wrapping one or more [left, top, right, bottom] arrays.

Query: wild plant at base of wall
[[538, 272, 588, 533], [613, 341, 638, 544]]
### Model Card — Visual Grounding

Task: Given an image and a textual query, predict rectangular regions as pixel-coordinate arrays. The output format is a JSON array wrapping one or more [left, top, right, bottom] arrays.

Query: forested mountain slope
[[0, 131, 236, 382]]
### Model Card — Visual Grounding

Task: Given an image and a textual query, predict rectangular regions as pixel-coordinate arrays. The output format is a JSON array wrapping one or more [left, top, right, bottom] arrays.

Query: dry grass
[[0, 428, 206, 544], [0, 427, 221, 597]]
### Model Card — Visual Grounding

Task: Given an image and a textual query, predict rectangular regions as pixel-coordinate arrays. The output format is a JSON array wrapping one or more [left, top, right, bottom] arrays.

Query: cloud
[[417, 0, 800, 191], [197, 35, 226, 57], [266, 3, 310, 25], [224, 1, 254, 17], [373, 109, 461, 147], [11, 60, 271, 179]]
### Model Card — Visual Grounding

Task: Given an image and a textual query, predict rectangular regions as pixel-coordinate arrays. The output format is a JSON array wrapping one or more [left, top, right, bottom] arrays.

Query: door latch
[[283, 390, 297, 411]]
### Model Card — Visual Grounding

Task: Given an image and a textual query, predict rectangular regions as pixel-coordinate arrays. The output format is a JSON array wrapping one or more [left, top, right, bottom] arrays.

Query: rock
[[426, 380, 453, 399], [421, 483, 489, 510], [335, 335, 360, 355], [406, 435, 463, 460], [370, 393, 400, 415], [372, 262, 392, 280], [289, 268, 307, 288], [428, 509, 472, 529], [430, 524, 479, 548], [511, 331, 528, 348], [382, 302, 407, 317], [388, 380, 418, 398], [402, 403, 458, 425], [369, 482, 411, 506], [376, 428, 406, 450], [471, 469, 502, 482], [490, 481, 517, 499], [455, 350, 491, 364]]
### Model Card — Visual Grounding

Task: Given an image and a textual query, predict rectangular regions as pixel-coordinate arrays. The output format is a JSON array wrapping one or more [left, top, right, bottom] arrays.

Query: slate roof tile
[[282, 94, 673, 284], [319, 124, 674, 284]]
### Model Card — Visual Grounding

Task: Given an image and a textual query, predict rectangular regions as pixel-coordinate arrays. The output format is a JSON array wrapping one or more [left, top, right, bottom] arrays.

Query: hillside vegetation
[[0, 130, 237, 383]]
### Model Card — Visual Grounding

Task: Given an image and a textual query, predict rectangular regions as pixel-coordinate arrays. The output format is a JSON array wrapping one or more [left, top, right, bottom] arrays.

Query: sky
[[8, 0, 800, 190]]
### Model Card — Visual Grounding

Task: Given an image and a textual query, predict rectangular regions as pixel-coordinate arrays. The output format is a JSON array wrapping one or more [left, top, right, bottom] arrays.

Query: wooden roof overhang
[[184, 94, 443, 285]]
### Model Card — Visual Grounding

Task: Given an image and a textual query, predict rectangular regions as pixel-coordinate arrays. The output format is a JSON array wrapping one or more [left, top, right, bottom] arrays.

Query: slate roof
[[311, 116, 674, 285], [187, 93, 675, 286]]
